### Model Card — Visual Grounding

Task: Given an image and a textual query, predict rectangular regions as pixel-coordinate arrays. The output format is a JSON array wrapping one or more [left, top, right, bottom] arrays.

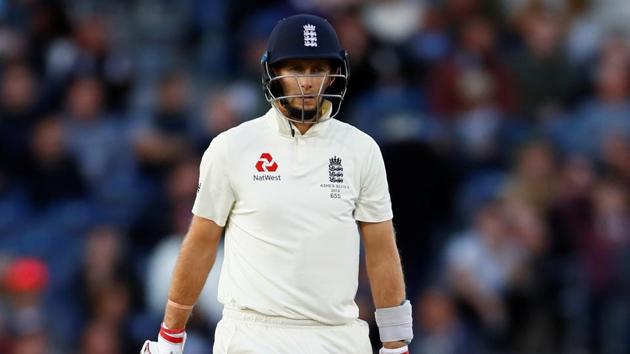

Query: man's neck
[[276, 101, 333, 135], [292, 121, 312, 135], [277, 106, 316, 135]]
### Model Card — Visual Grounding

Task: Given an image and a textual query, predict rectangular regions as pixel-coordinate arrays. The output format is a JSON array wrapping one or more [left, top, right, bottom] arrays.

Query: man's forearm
[[364, 235, 406, 307], [366, 242, 408, 349], [360, 221, 409, 350], [163, 219, 221, 329]]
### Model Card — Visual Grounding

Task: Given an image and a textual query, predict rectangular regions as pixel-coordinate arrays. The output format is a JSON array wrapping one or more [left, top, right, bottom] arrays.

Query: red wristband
[[159, 323, 185, 344]]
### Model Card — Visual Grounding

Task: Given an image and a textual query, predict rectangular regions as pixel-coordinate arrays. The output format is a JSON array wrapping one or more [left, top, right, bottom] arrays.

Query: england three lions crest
[[303, 24, 317, 47], [329, 156, 343, 183]]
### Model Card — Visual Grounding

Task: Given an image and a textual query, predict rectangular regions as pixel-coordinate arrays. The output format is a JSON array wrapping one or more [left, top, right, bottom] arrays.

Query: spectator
[[503, 199, 560, 352], [451, 66, 504, 166], [502, 140, 559, 214], [80, 320, 122, 354], [330, 8, 379, 98], [75, 226, 138, 353], [601, 133, 630, 183], [576, 179, 630, 354], [134, 72, 195, 181], [445, 199, 524, 344], [3, 258, 54, 354], [509, 5, 576, 120], [196, 86, 250, 152], [62, 74, 138, 219], [560, 50, 630, 160], [0, 61, 41, 178], [429, 16, 516, 117], [22, 116, 86, 208], [411, 287, 476, 354], [46, 14, 133, 112], [130, 157, 199, 254]]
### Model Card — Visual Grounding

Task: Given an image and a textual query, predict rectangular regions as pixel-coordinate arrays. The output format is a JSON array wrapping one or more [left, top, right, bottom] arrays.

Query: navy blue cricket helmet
[[261, 14, 349, 123]]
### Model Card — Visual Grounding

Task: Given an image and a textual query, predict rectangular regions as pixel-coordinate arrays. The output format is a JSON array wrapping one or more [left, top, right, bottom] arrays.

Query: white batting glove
[[379, 345, 410, 354], [140, 323, 186, 354]]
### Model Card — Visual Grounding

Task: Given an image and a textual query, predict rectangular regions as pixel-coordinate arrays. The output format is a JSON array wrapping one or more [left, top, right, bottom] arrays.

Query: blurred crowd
[[1, 0, 629, 353]]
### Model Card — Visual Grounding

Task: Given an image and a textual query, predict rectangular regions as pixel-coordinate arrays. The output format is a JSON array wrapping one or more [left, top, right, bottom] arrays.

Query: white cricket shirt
[[192, 103, 393, 325]]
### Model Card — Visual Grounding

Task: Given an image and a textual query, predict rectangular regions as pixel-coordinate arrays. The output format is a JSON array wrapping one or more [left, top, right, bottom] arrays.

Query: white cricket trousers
[[212, 308, 373, 354]]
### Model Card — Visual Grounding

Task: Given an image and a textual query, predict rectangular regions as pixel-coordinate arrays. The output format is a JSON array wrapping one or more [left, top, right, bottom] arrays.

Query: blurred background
[[0, 0, 629, 353]]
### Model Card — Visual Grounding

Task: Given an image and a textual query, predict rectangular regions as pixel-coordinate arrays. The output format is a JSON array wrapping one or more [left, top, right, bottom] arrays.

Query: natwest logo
[[255, 153, 278, 172]]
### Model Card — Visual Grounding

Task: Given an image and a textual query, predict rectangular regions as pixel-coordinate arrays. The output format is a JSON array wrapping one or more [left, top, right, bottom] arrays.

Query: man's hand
[[140, 323, 186, 354], [383, 340, 407, 349], [141, 340, 183, 354]]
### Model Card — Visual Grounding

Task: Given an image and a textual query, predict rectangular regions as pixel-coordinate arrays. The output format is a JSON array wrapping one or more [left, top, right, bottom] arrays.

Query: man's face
[[274, 59, 334, 113]]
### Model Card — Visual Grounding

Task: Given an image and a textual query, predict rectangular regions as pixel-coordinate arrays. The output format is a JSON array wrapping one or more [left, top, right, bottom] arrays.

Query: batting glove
[[140, 323, 186, 354]]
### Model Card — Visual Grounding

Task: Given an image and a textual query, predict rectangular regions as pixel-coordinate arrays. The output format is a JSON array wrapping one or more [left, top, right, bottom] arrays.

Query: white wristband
[[375, 300, 413, 343], [379, 345, 409, 354]]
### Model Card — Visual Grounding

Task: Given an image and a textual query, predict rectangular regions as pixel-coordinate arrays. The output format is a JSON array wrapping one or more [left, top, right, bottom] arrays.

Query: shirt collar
[[265, 100, 333, 138]]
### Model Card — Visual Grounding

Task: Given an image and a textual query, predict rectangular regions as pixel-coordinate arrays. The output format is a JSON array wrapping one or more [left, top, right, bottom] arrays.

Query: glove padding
[[140, 324, 186, 354], [379, 345, 409, 354]]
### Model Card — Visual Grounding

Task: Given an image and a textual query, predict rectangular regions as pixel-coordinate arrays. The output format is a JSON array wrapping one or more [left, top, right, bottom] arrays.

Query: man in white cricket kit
[[141, 14, 413, 354]]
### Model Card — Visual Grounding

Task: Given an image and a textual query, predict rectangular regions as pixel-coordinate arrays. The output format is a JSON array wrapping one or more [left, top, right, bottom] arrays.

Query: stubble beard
[[281, 98, 323, 122]]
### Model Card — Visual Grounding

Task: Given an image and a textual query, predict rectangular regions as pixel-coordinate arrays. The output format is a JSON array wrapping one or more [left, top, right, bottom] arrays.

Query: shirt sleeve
[[192, 133, 236, 227], [354, 138, 393, 222]]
